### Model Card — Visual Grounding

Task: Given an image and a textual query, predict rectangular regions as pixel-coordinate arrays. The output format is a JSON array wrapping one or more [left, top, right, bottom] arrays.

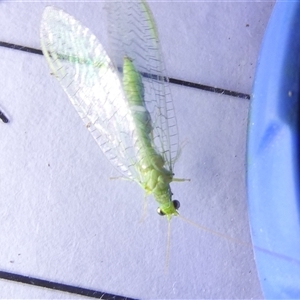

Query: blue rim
[[248, 2, 300, 299]]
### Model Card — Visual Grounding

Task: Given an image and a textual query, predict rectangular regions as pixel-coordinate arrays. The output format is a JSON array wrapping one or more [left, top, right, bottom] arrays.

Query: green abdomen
[[123, 56, 153, 150]]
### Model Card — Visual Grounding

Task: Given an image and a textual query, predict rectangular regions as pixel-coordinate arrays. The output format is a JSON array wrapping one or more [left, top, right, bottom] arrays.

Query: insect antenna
[[178, 214, 251, 247], [165, 219, 172, 273]]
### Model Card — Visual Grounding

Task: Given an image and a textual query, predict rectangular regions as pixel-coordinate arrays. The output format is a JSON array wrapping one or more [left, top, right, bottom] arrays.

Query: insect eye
[[157, 208, 165, 216], [173, 200, 180, 210]]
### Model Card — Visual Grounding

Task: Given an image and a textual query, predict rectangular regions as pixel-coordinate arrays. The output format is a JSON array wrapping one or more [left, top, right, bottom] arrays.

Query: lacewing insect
[[39, 3, 272, 296], [40, 2, 256, 273], [40, 1, 186, 221]]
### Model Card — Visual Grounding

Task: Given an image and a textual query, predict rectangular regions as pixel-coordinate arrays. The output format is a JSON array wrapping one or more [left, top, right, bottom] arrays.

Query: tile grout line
[[0, 41, 251, 100], [0, 270, 138, 300]]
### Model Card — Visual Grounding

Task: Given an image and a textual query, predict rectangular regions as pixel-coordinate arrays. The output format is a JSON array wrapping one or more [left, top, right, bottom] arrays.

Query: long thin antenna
[[178, 214, 250, 247], [179, 214, 300, 267], [165, 220, 172, 273]]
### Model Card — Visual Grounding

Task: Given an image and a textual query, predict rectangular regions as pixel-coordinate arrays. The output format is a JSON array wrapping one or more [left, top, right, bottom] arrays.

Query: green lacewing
[[40, 1, 185, 220], [40, 3, 256, 273]]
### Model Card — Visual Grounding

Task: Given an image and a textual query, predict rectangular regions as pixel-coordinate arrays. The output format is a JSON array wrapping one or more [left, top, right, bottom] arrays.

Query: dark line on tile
[[138, 70, 250, 99], [169, 77, 250, 99], [0, 41, 251, 100], [0, 270, 137, 300], [0, 110, 9, 123], [0, 41, 43, 55]]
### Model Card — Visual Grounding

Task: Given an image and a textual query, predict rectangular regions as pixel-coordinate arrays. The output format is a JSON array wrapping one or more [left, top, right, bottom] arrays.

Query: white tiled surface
[[0, 1, 275, 299]]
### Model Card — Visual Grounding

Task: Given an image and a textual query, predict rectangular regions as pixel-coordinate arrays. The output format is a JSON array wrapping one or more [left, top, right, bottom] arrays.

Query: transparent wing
[[106, 1, 179, 172], [40, 6, 142, 181]]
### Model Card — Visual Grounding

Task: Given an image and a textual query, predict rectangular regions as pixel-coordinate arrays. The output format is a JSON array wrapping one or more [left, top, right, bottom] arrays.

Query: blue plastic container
[[247, 2, 300, 299]]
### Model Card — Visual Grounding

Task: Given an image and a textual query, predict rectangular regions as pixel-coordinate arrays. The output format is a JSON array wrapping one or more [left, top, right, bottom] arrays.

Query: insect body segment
[[123, 56, 179, 219]]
